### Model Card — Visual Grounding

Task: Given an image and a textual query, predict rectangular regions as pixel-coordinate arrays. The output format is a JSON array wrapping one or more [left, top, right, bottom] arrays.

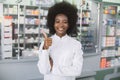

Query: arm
[[37, 41, 51, 75], [52, 43, 83, 76]]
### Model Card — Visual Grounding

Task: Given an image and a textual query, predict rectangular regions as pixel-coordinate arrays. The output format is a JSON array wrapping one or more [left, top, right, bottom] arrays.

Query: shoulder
[[68, 36, 82, 47]]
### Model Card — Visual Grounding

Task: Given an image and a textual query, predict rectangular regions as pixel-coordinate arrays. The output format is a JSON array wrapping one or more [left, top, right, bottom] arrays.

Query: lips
[[58, 28, 64, 31], [57, 28, 64, 33]]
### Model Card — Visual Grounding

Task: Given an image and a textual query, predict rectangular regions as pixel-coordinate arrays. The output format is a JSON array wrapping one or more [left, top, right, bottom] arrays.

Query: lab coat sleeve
[[52, 42, 83, 76], [37, 41, 51, 75]]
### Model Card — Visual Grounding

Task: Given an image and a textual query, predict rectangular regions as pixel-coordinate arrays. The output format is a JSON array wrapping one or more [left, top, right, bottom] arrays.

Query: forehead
[[55, 14, 68, 20]]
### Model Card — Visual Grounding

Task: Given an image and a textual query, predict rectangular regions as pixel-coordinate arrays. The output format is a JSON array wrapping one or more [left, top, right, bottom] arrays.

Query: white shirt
[[37, 34, 83, 80]]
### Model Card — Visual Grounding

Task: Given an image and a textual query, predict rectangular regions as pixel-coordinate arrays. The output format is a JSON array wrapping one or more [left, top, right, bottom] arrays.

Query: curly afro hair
[[46, 1, 78, 36]]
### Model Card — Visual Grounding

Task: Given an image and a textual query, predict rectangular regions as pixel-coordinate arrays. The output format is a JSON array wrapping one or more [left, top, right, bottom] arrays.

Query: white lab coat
[[37, 34, 83, 80]]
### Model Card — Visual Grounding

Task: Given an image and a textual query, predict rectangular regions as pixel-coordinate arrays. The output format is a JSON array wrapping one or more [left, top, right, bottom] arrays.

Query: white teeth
[[58, 28, 63, 30]]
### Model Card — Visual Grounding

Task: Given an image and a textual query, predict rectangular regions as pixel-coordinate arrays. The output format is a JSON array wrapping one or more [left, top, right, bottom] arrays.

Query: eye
[[64, 21, 68, 23], [63, 21, 68, 24], [55, 20, 60, 23]]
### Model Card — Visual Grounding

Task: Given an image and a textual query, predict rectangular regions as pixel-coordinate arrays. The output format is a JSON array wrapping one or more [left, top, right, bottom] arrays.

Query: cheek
[[66, 23, 69, 28], [53, 23, 56, 27], [65, 25, 69, 30], [54, 24, 57, 30]]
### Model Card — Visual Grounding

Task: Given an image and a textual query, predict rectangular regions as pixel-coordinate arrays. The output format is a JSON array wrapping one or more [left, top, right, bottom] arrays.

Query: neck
[[56, 33, 66, 38]]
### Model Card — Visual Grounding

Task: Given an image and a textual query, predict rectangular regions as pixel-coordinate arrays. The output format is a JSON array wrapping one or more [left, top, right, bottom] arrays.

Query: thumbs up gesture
[[41, 30, 52, 50]]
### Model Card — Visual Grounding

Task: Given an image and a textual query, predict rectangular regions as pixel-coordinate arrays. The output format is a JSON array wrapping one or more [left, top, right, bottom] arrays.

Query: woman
[[37, 1, 83, 80]]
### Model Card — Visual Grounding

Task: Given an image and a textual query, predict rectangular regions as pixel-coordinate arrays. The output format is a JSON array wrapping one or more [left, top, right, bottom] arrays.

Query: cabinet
[[2, 4, 40, 58], [24, 5, 40, 49], [100, 3, 120, 68], [78, 0, 100, 54], [39, 5, 49, 38]]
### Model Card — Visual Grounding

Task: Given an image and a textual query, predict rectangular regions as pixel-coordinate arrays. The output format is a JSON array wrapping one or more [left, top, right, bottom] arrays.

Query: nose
[[59, 22, 64, 27]]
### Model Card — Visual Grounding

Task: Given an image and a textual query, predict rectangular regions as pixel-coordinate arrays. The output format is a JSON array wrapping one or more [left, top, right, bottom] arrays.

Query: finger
[[45, 39, 48, 47], [41, 29, 48, 38], [48, 43, 52, 46], [47, 38, 52, 42], [47, 39, 52, 45], [47, 38, 52, 40], [47, 41, 52, 45]]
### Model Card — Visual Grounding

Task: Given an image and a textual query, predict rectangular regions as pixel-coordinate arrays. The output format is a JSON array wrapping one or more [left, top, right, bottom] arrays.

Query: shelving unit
[[24, 5, 40, 49], [2, 4, 40, 58], [0, 0, 56, 59], [100, 3, 120, 68], [78, 0, 99, 54], [39, 5, 49, 34]]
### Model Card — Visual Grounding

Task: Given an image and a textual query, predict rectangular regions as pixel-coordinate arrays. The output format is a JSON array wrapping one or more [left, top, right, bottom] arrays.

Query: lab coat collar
[[54, 34, 69, 40]]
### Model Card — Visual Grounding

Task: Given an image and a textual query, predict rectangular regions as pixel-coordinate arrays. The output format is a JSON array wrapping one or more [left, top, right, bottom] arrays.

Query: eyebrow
[[55, 18, 68, 21]]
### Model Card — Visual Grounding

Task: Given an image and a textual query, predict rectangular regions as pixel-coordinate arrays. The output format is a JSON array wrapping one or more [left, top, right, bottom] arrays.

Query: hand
[[41, 30, 52, 49]]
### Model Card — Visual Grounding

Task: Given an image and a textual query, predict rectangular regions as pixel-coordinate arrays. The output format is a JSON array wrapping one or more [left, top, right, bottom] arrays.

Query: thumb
[[41, 29, 48, 38]]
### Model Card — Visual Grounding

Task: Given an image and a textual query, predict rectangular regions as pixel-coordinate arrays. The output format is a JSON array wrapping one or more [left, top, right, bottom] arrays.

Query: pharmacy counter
[[0, 54, 100, 80], [0, 57, 43, 80]]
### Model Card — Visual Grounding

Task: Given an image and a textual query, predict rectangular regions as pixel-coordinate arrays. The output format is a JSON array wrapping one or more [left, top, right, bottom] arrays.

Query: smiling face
[[54, 14, 69, 37]]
